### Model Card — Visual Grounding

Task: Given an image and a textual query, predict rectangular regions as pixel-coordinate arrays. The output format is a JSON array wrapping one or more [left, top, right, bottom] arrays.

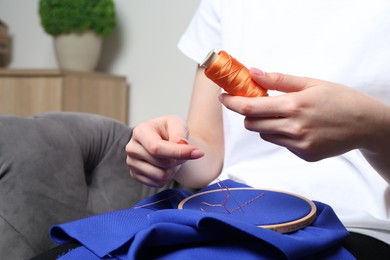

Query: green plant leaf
[[39, 0, 116, 37]]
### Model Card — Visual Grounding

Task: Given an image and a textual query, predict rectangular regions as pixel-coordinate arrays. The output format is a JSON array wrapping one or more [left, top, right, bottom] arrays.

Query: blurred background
[[0, 0, 200, 126]]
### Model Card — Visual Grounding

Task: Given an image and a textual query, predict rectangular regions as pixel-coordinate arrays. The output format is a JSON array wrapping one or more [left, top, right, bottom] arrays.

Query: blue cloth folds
[[50, 180, 355, 259]]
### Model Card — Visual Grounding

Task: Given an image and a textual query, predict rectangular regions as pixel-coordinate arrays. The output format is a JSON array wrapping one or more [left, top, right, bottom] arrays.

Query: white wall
[[0, 0, 200, 126]]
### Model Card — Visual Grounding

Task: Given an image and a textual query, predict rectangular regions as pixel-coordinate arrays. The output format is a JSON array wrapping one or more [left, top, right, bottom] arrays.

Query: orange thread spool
[[201, 50, 267, 97]]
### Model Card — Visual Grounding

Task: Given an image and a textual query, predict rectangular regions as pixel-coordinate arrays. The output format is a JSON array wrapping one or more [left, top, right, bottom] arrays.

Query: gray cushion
[[0, 112, 170, 259]]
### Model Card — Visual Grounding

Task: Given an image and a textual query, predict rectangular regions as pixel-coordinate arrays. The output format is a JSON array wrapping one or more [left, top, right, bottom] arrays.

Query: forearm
[[361, 149, 390, 184], [174, 66, 224, 189], [175, 134, 223, 189], [359, 101, 390, 184]]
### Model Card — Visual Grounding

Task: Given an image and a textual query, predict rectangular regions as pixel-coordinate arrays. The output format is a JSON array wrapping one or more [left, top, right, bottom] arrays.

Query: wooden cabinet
[[0, 69, 128, 124]]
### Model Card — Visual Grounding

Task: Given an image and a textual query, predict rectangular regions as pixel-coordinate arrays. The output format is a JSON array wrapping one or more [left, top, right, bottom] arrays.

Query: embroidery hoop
[[178, 188, 317, 233]]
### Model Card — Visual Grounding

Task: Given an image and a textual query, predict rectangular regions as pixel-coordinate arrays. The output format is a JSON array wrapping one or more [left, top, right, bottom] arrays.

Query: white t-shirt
[[178, 0, 390, 243]]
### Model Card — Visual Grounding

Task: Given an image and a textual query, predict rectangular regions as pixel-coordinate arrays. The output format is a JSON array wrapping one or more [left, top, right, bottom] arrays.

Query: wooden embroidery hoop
[[178, 188, 317, 234]]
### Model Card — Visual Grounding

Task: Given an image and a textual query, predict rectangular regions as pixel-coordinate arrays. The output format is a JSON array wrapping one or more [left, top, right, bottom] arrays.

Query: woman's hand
[[219, 68, 390, 163], [125, 115, 204, 187]]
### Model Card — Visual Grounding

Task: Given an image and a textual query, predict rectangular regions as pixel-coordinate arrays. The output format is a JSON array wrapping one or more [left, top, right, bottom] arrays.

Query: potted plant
[[39, 0, 116, 71]]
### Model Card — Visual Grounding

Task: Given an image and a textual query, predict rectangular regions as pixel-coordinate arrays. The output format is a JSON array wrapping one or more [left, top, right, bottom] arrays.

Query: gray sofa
[[0, 112, 171, 259]]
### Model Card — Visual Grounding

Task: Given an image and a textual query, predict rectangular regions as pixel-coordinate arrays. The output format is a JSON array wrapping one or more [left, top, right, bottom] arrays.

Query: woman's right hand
[[125, 115, 204, 187]]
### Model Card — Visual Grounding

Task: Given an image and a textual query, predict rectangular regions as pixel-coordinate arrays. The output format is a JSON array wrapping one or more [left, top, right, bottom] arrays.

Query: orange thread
[[200, 190, 265, 214], [200, 199, 229, 213], [134, 179, 264, 214], [229, 192, 264, 213], [205, 50, 267, 97], [134, 191, 180, 209], [216, 178, 244, 212], [200, 178, 264, 214]]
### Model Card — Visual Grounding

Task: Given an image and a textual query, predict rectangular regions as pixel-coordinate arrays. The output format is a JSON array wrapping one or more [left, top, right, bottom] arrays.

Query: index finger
[[219, 93, 291, 118], [143, 137, 204, 160]]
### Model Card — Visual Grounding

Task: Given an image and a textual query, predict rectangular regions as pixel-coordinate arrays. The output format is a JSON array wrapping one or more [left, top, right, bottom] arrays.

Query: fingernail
[[190, 149, 204, 158], [177, 137, 188, 144], [250, 67, 264, 76], [218, 94, 224, 102]]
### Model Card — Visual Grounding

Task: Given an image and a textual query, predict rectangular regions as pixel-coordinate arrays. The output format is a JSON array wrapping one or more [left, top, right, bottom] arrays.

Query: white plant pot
[[54, 31, 102, 71]]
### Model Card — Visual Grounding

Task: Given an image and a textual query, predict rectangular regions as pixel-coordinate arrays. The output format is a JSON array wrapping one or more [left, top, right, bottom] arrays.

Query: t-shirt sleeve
[[177, 0, 222, 64]]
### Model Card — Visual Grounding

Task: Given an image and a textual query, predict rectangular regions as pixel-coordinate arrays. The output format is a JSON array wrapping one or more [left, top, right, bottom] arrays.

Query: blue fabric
[[50, 180, 355, 259]]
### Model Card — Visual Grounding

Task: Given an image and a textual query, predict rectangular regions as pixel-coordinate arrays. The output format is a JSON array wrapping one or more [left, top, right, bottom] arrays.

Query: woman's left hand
[[219, 68, 386, 162]]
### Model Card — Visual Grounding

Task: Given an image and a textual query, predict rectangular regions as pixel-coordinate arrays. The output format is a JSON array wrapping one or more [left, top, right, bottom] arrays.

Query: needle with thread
[[177, 128, 190, 145], [177, 130, 243, 212], [215, 178, 244, 213]]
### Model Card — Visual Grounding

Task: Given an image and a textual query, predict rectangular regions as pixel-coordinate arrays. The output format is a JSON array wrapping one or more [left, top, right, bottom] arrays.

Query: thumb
[[250, 68, 310, 93], [164, 116, 189, 144]]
